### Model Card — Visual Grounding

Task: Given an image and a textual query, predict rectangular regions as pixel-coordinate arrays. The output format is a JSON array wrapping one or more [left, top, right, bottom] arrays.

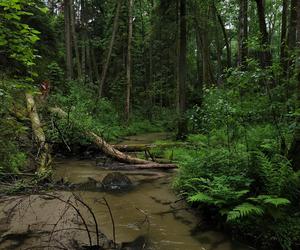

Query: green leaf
[[188, 192, 214, 203], [227, 203, 264, 222]]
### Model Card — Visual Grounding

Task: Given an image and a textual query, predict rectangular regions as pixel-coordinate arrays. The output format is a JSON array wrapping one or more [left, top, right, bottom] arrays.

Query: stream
[[0, 133, 254, 250]]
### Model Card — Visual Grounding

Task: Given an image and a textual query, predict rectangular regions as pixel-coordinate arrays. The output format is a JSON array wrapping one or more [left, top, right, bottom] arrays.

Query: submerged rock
[[102, 172, 132, 190]]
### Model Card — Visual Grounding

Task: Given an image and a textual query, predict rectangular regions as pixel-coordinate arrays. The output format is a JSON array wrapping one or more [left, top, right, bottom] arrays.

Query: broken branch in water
[[49, 107, 177, 169]]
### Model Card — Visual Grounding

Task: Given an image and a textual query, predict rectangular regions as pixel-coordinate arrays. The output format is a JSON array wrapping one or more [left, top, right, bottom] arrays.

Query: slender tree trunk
[[280, 0, 288, 74], [212, 5, 223, 82], [92, 48, 100, 84], [255, 0, 272, 68], [288, 0, 300, 171], [81, 0, 87, 80], [81, 36, 86, 79], [238, 0, 248, 68], [195, 28, 203, 106], [215, 6, 231, 68], [70, 0, 82, 79], [125, 0, 134, 122], [177, 0, 188, 139], [288, 0, 297, 50], [64, 0, 73, 80], [286, 0, 297, 76], [98, 0, 122, 98], [86, 41, 93, 82]]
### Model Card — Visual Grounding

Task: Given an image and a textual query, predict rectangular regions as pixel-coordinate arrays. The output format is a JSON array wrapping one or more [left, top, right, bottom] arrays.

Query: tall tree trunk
[[255, 0, 272, 68], [238, 0, 248, 68], [212, 4, 223, 82], [64, 0, 73, 80], [70, 0, 82, 79], [177, 0, 188, 139], [280, 0, 288, 74], [288, 0, 300, 171], [214, 5, 231, 68], [288, 0, 297, 49], [195, 27, 203, 106], [81, 0, 87, 80], [92, 48, 100, 85], [125, 0, 134, 122], [98, 0, 122, 98], [86, 40, 93, 82], [286, 0, 297, 76]]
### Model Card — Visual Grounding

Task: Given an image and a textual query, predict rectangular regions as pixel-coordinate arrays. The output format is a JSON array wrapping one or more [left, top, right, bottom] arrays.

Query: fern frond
[[227, 202, 264, 222], [261, 196, 290, 207], [188, 192, 214, 203]]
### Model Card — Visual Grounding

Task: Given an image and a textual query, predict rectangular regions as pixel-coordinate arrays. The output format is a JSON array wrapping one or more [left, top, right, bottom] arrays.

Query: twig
[[40, 193, 93, 247], [73, 193, 100, 246], [48, 196, 72, 249], [103, 197, 116, 248]]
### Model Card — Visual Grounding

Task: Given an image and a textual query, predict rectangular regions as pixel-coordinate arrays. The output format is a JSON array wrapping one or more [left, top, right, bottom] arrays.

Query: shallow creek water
[[0, 133, 254, 249], [53, 160, 252, 250], [51, 133, 253, 250]]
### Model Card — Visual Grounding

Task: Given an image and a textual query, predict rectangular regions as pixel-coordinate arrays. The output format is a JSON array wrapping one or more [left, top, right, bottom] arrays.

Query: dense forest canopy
[[1, 0, 300, 249]]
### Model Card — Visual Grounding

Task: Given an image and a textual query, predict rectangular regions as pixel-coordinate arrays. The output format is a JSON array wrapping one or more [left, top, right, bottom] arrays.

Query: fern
[[227, 202, 264, 222], [249, 195, 291, 207], [188, 192, 214, 203]]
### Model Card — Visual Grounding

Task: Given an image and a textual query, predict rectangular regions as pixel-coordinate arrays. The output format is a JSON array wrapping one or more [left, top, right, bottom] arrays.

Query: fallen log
[[97, 163, 177, 170], [25, 93, 51, 174], [112, 142, 195, 152], [49, 107, 177, 168], [111, 144, 156, 152]]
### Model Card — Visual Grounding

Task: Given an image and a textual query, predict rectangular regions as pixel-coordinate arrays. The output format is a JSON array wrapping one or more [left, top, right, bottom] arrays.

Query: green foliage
[[227, 203, 264, 221], [0, 0, 41, 68], [175, 76, 300, 248], [0, 78, 28, 173], [47, 81, 166, 145]]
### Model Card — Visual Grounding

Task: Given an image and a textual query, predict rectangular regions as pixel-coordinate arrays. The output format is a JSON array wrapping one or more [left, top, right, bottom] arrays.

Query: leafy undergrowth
[[46, 81, 174, 145], [170, 81, 300, 250]]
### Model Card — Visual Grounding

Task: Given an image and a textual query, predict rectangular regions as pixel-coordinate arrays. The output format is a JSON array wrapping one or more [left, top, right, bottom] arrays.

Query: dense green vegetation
[[1, 0, 300, 249]]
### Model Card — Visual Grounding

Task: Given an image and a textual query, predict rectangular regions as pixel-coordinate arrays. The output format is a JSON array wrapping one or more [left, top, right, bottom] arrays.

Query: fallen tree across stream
[[49, 107, 177, 169], [111, 142, 188, 152]]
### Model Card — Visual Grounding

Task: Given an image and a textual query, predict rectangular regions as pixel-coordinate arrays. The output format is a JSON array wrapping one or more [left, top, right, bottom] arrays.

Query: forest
[[1, 0, 300, 249]]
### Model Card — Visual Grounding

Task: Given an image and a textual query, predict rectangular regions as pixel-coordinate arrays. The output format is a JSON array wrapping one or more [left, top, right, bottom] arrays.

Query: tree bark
[[280, 0, 288, 74], [238, 0, 248, 68], [86, 40, 93, 82], [288, 0, 297, 50], [212, 4, 223, 81], [92, 48, 100, 85], [98, 0, 122, 98], [177, 0, 188, 139], [125, 0, 134, 122], [288, 0, 300, 171], [70, 0, 82, 79], [215, 7, 231, 68], [81, 0, 87, 80], [64, 0, 73, 80], [25, 93, 51, 174], [255, 0, 272, 68]]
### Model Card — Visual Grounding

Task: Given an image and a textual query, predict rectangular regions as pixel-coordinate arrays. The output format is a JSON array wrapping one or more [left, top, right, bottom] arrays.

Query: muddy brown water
[[0, 133, 254, 249], [52, 160, 253, 250]]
